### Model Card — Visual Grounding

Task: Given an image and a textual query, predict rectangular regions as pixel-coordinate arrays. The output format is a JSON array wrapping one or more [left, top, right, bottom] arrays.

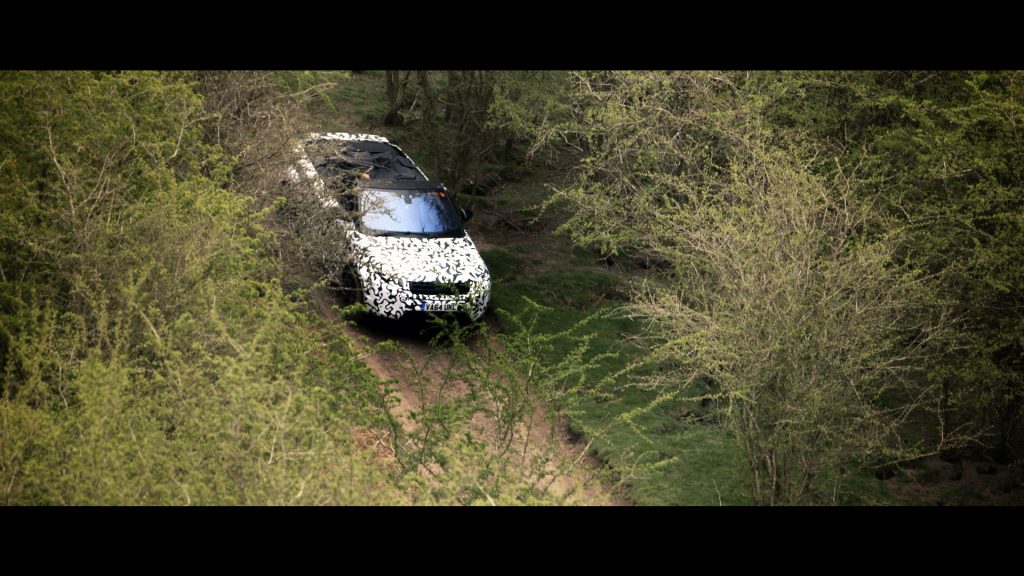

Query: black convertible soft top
[[308, 140, 427, 184]]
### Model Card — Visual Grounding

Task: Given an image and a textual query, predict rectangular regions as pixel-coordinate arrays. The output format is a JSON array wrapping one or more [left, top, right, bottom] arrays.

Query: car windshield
[[360, 188, 464, 238]]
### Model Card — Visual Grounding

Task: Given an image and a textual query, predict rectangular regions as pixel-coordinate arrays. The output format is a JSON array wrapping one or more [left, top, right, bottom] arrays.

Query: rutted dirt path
[[336, 313, 623, 505]]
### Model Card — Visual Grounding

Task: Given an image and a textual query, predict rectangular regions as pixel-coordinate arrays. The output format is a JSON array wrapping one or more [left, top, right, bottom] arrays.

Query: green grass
[[322, 71, 389, 132], [481, 246, 752, 505], [577, 395, 751, 506]]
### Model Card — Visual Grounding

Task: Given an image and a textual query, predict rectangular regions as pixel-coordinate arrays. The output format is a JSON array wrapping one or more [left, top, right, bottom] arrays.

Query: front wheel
[[337, 265, 364, 306]]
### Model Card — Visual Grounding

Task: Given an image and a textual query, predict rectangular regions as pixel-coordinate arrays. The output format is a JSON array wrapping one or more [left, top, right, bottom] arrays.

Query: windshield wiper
[[419, 230, 464, 238], [366, 228, 463, 238], [374, 230, 418, 237]]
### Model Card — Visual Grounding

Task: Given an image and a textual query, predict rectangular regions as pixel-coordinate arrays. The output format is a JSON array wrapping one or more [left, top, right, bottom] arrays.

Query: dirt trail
[[332, 304, 624, 505]]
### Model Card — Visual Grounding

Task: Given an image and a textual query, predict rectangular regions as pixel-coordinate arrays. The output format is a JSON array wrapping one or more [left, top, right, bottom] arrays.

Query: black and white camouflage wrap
[[352, 234, 491, 321], [295, 132, 491, 321]]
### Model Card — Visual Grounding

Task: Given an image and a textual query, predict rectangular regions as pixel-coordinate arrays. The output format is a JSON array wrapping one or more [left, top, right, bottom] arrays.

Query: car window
[[360, 189, 464, 238]]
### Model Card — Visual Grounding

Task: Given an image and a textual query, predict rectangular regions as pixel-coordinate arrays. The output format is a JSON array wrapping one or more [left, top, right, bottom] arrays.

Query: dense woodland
[[1, 70, 1021, 505]]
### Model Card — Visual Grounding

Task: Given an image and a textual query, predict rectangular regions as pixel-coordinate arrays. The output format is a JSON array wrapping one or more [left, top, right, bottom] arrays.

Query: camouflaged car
[[289, 132, 490, 321]]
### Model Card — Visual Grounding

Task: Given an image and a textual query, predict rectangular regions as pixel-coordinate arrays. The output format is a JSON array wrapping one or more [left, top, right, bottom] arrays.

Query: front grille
[[409, 281, 471, 296]]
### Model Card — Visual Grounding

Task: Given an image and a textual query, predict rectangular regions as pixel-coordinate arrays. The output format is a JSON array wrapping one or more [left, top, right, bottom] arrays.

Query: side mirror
[[460, 208, 473, 222]]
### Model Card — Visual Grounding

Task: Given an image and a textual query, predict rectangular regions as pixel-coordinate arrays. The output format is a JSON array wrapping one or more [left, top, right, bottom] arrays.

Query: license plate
[[420, 301, 462, 312]]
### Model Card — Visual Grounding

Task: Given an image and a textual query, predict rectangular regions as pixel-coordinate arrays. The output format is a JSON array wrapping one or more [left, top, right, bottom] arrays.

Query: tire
[[338, 265, 363, 306]]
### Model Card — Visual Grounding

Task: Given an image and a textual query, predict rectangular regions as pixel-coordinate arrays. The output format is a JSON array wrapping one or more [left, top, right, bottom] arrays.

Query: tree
[[760, 71, 1024, 463], [0, 71, 401, 504], [540, 71, 962, 503], [384, 70, 413, 126]]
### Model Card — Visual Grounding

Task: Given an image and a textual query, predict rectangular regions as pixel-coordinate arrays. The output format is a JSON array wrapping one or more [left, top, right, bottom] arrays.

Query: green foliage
[[376, 71, 572, 194], [273, 71, 352, 111], [635, 144, 957, 504], [479, 246, 754, 504], [487, 71, 573, 165], [0, 71, 400, 504], [11, 68, 1018, 506], [526, 71, 972, 504], [533, 72, 761, 260], [758, 71, 1024, 462]]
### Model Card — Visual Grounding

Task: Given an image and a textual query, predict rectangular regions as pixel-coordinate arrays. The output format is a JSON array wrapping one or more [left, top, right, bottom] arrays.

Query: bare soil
[[349, 314, 624, 504]]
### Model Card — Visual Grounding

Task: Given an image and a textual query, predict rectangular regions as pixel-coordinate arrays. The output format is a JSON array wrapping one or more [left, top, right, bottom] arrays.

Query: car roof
[[305, 137, 429, 183], [293, 132, 444, 209]]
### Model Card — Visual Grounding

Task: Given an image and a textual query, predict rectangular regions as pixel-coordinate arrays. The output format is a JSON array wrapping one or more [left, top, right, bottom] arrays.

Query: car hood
[[351, 232, 489, 283]]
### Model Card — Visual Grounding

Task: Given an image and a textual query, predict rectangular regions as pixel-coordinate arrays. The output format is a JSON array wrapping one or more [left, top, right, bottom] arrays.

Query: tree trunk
[[384, 70, 411, 126], [417, 70, 435, 124]]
